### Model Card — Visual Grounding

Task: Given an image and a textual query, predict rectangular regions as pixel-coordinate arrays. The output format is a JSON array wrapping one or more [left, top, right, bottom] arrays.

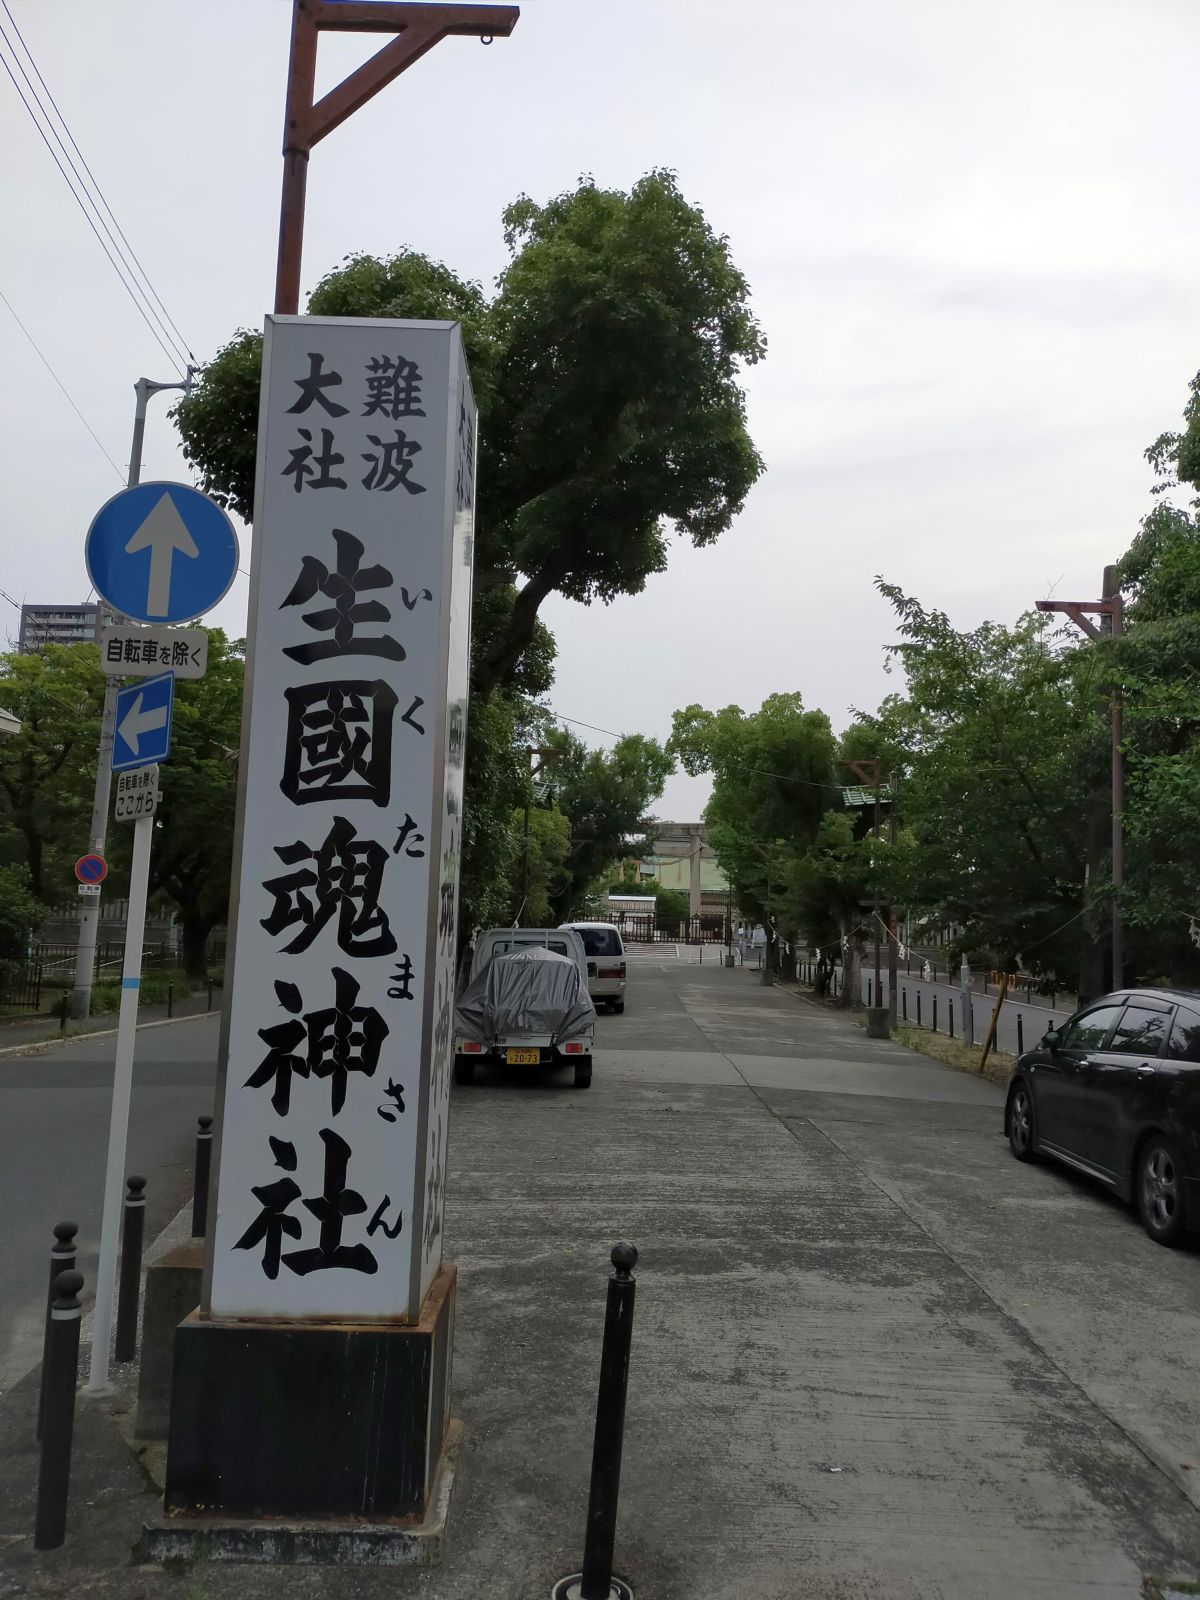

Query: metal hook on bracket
[[480, 33, 494, 45]]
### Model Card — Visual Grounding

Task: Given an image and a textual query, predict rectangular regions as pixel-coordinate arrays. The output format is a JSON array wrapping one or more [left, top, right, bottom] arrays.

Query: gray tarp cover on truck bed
[[454, 947, 595, 1045]]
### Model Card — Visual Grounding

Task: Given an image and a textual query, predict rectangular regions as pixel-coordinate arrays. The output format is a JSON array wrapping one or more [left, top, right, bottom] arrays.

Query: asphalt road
[[4, 958, 1200, 1598], [0, 1015, 218, 1393]]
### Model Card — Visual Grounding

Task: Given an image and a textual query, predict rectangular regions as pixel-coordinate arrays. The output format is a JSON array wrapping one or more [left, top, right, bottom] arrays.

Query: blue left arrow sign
[[113, 671, 174, 771]]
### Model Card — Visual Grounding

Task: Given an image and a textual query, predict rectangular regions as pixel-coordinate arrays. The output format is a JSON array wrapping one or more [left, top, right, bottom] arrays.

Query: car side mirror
[[1042, 1026, 1061, 1054]]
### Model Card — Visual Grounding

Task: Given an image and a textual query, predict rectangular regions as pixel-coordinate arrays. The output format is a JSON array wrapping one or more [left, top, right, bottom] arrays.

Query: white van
[[453, 927, 594, 1087], [561, 922, 627, 1012]]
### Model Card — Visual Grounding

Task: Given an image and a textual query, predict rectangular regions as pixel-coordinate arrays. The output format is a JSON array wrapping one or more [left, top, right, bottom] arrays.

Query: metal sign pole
[[72, 376, 192, 1020], [87, 811, 154, 1391]]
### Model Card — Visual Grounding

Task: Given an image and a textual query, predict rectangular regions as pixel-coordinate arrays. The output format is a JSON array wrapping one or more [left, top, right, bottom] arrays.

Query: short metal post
[[58, 993, 69, 1033], [38, 1222, 77, 1439], [114, 1175, 146, 1363], [34, 1269, 84, 1551], [166, 980, 174, 1019], [553, 1243, 639, 1600], [902, 987, 907, 1021], [949, 999, 955, 1039], [1017, 1013, 1024, 1055], [192, 1116, 213, 1238], [917, 991, 922, 1027], [207, 978, 213, 1012], [933, 995, 938, 1032]]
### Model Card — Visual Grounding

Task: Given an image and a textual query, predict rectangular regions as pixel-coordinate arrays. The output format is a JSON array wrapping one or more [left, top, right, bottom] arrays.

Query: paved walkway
[[2, 960, 1198, 1598]]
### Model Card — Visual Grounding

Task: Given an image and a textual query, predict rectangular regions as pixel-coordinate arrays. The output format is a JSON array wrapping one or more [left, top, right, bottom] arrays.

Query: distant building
[[17, 603, 104, 653]]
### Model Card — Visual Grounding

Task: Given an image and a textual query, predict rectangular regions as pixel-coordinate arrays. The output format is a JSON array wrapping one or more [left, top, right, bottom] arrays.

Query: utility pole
[[274, 0, 519, 317], [848, 759, 884, 1009], [1036, 566, 1124, 989], [71, 373, 193, 1020], [887, 773, 898, 1024], [519, 744, 556, 925]]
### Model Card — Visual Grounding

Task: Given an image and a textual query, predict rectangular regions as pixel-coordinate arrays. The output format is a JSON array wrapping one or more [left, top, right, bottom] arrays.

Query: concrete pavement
[[0, 1014, 217, 1393], [2, 958, 1198, 1598]]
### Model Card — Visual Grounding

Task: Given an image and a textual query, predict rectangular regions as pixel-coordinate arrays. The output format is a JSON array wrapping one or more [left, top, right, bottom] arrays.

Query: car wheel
[[453, 1055, 476, 1087], [1006, 1082, 1036, 1162], [1137, 1134, 1186, 1247], [573, 1065, 592, 1089]]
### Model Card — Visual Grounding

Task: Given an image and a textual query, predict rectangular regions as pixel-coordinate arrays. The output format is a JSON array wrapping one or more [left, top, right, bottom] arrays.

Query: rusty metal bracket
[[276, 1, 520, 314]]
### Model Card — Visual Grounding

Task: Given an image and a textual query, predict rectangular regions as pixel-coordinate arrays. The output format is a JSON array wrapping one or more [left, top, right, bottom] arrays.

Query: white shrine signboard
[[206, 316, 475, 1321]]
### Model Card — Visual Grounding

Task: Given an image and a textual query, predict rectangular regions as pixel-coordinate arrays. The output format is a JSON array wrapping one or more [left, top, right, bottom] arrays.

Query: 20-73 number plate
[[506, 1048, 540, 1066]]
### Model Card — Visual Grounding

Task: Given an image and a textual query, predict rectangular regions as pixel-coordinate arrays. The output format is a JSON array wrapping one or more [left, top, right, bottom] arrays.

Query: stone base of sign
[[158, 1266, 456, 1533], [135, 1238, 204, 1440], [865, 1005, 891, 1039], [140, 1419, 461, 1567]]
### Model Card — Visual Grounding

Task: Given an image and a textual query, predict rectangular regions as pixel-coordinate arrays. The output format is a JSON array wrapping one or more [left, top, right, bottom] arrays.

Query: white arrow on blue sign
[[85, 481, 239, 625], [112, 671, 174, 771]]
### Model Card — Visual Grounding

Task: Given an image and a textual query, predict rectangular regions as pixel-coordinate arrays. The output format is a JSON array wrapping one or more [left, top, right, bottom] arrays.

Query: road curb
[[0, 1009, 217, 1062]]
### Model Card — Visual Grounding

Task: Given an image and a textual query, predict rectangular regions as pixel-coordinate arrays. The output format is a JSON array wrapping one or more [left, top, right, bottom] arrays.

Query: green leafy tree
[[0, 862, 44, 957], [873, 582, 1096, 985], [147, 631, 244, 977], [670, 693, 838, 981], [0, 643, 105, 903], [510, 806, 570, 927], [1115, 495, 1200, 981], [172, 173, 764, 946], [542, 728, 675, 921]]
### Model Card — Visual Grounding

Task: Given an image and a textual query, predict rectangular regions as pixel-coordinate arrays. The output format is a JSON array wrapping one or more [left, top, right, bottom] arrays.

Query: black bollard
[[949, 999, 955, 1039], [902, 987, 907, 1021], [114, 1175, 147, 1363], [916, 991, 922, 1027], [34, 1269, 84, 1551], [933, 995, 938, 1033], [553, 1243, 639, 1600], [206, 978, 213, 1013], [1017, 1013, 1024, 1055], [192, 1116, 213, 1238], [167, 981, 174, 1019], [38, 1222, 77, 1440]]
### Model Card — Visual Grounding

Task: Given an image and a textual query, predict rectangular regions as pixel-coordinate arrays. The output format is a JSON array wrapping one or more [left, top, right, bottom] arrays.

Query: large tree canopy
[[670, 693, 838, 975], [172, 171, 764, 942], [539, 727, 675, 922], [172, 170, 765, 699]]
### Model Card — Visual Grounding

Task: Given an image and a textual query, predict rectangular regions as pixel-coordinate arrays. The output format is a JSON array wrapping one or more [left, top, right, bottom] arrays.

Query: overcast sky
[[2, 0, 1197, 819]]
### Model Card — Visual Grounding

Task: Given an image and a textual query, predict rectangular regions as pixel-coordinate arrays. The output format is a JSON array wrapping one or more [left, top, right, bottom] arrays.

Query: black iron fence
[[0, 957, 43, 1014]]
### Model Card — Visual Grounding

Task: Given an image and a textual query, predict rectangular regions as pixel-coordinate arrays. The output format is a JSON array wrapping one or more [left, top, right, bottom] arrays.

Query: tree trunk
[[180, 913, 214, 980], [836, 923, 865, 1010], [760, 925, 775, 985]]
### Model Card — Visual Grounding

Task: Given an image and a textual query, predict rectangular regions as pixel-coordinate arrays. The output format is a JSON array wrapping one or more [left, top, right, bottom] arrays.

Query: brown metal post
[[275, 3, 319, 316], [273, 1, 519, 317]]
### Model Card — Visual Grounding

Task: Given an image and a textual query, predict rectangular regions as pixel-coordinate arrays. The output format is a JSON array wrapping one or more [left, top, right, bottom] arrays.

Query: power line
[[1, 1, 195, 367], [0, 285, 124, 478], [0, 13, 191, 372]]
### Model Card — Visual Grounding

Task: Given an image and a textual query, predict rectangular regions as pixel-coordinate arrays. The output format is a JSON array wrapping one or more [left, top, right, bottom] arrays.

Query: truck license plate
[[506, 1048, 540, 1065]]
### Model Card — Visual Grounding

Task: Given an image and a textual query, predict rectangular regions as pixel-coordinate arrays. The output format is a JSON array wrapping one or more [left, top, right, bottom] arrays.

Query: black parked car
[[1005, 988, 1200, 1246]]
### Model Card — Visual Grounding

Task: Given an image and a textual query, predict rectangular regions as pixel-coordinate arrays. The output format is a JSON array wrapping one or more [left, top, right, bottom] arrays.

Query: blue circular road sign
[[85, 481, 239, 625]]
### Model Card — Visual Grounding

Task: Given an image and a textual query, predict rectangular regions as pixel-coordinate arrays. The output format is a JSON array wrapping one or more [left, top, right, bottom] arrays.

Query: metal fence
[[0, 958, 43, 1014], [616, 914, 729, 946], [31, 942, 177, 984]]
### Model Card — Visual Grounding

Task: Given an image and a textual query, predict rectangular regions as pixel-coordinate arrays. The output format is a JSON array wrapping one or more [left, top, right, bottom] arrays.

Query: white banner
[[208, 317, 475, 1321]]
